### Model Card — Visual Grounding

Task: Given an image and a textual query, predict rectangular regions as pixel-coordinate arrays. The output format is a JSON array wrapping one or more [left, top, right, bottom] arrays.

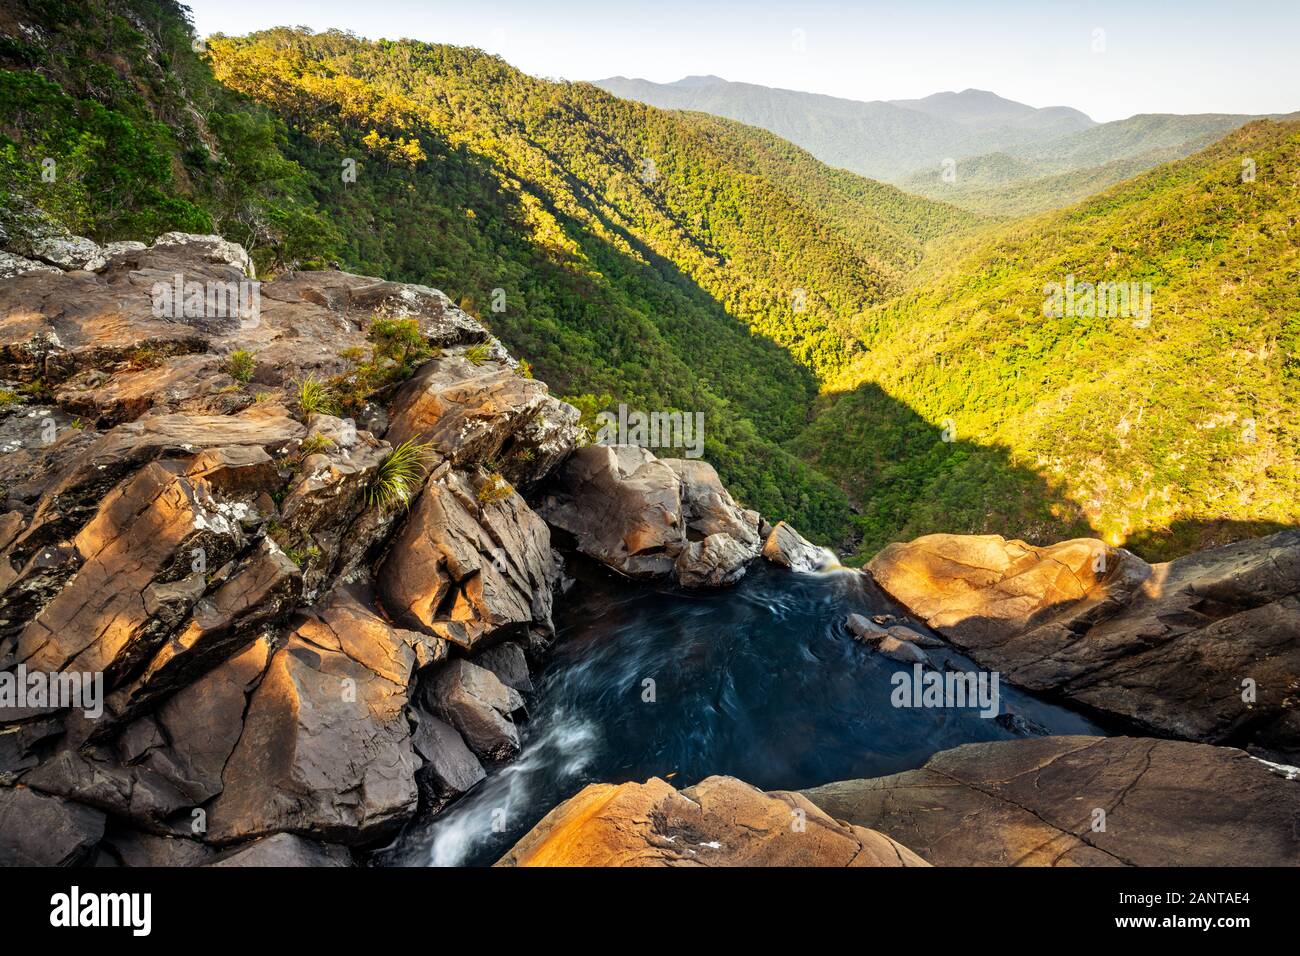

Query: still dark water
[[382, 559, 1105, 866]]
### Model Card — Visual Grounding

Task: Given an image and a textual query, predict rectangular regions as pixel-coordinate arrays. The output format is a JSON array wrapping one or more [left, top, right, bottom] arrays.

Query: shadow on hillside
[[795, 380, 1095, 558], [1125, 518, 1298, 564]]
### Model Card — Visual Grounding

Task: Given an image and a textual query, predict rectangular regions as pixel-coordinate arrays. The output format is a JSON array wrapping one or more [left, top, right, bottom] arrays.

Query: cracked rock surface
[[802, 735, 1300, 867], [868, 532, 1300, 759], [498, 774, 928, 867]]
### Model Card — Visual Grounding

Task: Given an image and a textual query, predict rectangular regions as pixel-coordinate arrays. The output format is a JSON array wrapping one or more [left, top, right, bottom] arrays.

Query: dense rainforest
[[1, 0, 1295, 560]]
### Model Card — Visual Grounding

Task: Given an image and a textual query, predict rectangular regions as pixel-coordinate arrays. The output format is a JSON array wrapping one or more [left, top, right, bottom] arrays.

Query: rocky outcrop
[[0, 233, 559, 863], [0, 785, 105, 865], [867, 532, 1300, 758], [538, 444, 764, 587], [379, 469, 560, 652], [497, 774, 928, 867], [803, 736, 1300, 867], [763, 520, 835, 572]]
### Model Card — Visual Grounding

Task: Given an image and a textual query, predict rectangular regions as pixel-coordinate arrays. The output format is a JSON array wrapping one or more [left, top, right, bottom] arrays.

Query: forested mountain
[[599, 76, 1276, 217], [2, 1, 1295, 563], [596, 76, 1094, 181], [795, 118, 1300, 560], [903, 112, 1279, 215], [0, 2, 971, 543]]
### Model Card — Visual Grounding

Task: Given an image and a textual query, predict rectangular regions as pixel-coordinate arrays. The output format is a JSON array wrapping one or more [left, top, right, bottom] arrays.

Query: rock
[[425, 659, 523, 762], [384, 355, 580, 487], [0, 785, 106, 865], [762, 520, 835, 572], [803, 736, 1300, 867], [0, 715, 62, 783], [208, 590, 422, 845], [410, 712, 486, 810], [846, 613, 889, 642], [674, 532, 753, 588], [885, 624, 944, 648], [100, 828, 215, 867], [873, 635, 930, 665], [11, 461, 247, 683], [379, 470, 559, 651], [498, 775, 927, 867], [105, 539, 300, 725], [150, 232, 255, 278], [0, 251, 60, 279], [538, 445, 761, 587], [27, 234, 103, 271], [475, 641, 533, 694], [207, 833, 352, 867], [868, 531, 1300, 757]]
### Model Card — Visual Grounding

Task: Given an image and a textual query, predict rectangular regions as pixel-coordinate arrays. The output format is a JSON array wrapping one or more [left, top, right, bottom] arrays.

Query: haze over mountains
[[595, 75, 1275, 215]]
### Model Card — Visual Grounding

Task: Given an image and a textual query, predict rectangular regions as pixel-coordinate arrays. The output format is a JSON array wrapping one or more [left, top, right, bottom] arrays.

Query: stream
[[382, 557, 1106, 866]]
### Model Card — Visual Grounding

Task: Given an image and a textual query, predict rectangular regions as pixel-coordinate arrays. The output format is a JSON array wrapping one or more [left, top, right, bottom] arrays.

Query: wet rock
[[868, 531, 1300, 757], [426, 659, 523, 762], [475, 642, 533, 694], [0, 785, 106, 865], [498, 775, 927, 867], [207, 833, 352, 867], [803, 736, 1300, 867], [873, 635, 930, 665], [846, 613, 889, 642], [410, 712, 485, 811], [762, 520, 835, 572], [674, 532, 753, 588], [379, 469, 559, 651]]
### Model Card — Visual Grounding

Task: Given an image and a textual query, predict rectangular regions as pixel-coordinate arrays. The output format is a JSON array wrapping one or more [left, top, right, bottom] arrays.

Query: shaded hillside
[[201, 29, 972, 540], [796, 119, 1300, 560]]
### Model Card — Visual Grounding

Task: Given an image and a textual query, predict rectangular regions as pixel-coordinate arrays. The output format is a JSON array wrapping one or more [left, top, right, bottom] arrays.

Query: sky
[[185, 0, 1300, 123]]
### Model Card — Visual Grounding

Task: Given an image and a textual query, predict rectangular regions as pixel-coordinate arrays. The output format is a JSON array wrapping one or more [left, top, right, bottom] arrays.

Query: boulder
[[384, 355, 580, 488], [538, 445, 762, 587], [475, 641, 533, 694], [410, 712, 486, 810], [0, 785, 105, 866], [762, 520, 835, 572], [425, 659, 523, 762], [803, 736, 1300, 867], [379, 470, 559, 651], [498, 774, 927, 867], [0, 251, 60, 279], [868, 531, 1300, 757]]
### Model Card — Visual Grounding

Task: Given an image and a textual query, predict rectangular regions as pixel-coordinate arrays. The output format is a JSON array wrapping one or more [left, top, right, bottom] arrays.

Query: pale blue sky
[[187, 0, 1300, 122]]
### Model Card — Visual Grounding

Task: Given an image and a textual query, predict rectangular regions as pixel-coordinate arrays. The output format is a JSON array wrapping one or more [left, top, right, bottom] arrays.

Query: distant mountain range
[[594, 76, 1277, 215], [595, 76, 1094, 182]]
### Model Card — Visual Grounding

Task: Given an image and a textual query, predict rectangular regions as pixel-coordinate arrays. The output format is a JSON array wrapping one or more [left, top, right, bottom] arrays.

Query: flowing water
[[382, 558, 1106, 867]]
